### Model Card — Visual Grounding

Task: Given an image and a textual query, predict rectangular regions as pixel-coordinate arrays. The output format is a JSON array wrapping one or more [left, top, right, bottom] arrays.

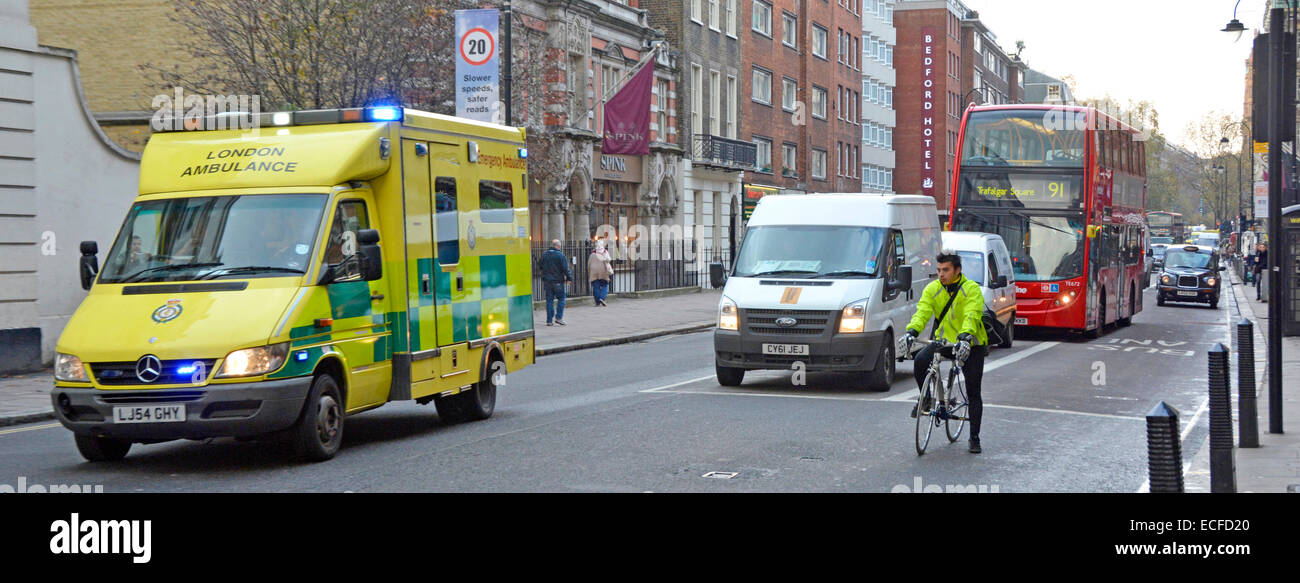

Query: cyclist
[[902, 250, 988, 454]]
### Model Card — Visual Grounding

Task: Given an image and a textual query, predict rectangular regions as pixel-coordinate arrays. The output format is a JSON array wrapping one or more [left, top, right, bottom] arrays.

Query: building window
[[692, 65, 703, 136], [709, 70, 721, 135], [692, 0, 703, 23], [812, 25, 827, 59], [812, 148, 827, 180], [726, 0, 737, 35], [726, 75, 737, 138], [754, 136, 772, 173], [782, 143, 797, 176], [709, 0, 721, 30], [974, 34, 982, 56], [752, 1, 772, 35], [885, 45, 893, 66], [656, 79, 668, 141], [751, 67, 772, 104], [811, 85, 827, 119], [782, 12, 797, 46], [781, 77, 797, 111]]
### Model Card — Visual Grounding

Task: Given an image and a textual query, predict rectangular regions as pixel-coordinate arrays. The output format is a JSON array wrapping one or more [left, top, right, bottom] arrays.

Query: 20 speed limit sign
[[460, 27, 495, 66]]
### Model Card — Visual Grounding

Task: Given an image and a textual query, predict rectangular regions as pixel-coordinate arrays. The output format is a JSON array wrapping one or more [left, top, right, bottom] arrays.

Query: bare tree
[[145, 0, 473, 112]]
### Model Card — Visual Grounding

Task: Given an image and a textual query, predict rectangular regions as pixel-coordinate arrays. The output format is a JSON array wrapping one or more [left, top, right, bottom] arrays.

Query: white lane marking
[[1136, 396, 1209, 493], [979, 403, 1144, 421], [639, 375, 718, 393], [882, 341, 1060, 401], [0, 422, 60, 436]]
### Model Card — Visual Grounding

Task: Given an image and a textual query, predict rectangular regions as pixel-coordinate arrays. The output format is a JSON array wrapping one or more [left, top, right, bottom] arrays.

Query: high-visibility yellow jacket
[[907, 275, 988, 346]]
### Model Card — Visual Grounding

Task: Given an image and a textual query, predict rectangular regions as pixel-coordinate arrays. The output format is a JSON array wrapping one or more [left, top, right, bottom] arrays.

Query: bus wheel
[[1118, 284, 1135, 327], [74, 434, 131, 462], [1086, 293, 1106, 339], [293, 374, 344, 462]]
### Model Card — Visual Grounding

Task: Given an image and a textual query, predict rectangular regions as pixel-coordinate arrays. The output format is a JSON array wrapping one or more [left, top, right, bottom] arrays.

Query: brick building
[[960, 10, 1023, 107], [741, 0, 863, 199], [895, 0, 966, 209]]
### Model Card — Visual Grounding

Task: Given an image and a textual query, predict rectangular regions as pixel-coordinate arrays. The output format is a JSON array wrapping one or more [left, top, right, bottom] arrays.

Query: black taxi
[[1156, 245, 1224, 309]]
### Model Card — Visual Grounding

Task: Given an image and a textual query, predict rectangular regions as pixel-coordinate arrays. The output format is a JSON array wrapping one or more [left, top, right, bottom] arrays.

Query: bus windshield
[[953, 212, 1085, 282], [960, 110, 1087, 168], [99, 194, 327, 284], [733, 226, 890, 278]]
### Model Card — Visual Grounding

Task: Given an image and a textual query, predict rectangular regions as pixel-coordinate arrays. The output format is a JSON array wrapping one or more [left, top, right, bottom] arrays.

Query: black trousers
[[914, 344, 987, 439]]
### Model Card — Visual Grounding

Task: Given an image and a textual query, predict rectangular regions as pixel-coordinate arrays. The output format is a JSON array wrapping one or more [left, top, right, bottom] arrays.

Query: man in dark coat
[[539, 239, 573, 325]]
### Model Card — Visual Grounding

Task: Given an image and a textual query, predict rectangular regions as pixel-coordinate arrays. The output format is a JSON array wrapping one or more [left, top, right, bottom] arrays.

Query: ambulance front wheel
[[293, 373, 344, 462], [74, 434, 131, 462]]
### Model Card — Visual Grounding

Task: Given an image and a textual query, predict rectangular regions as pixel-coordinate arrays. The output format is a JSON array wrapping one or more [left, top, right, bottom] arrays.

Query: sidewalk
[[1186, 268, 1300, 492], [0, 289, 722, 426]]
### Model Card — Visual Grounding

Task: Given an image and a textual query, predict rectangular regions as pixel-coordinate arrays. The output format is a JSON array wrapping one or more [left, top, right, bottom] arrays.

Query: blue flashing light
[[518, 148, 529, 159], [176, 364, 198, 375], [367, 107, 402, 122], [295, 351, 309, 362]]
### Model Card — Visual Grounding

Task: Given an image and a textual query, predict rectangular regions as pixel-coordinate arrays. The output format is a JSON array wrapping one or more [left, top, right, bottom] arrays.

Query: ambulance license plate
[[113, 405, 185, 424], [1014, 317, 1028, 325], [762, 344, 808, 355]]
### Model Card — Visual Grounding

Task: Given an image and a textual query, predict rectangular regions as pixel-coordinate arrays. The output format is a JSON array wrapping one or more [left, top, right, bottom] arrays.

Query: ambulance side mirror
[[357, 229, 383, 282], [79, 241, 99, 290]]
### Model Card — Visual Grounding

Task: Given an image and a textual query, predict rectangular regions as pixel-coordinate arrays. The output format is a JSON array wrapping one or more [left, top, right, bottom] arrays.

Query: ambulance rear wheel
[[74, 434, 131, 462], [436, 360, 499, 424], [293, 374, 344, 462]]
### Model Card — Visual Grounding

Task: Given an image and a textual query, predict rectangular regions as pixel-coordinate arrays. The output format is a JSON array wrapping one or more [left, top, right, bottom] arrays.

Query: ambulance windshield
[[99, 193, 327, 283]]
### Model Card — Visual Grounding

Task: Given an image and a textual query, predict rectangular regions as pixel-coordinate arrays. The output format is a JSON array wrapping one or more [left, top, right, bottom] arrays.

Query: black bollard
[[1146, 401, 1184, 493], [1208, 343, 1237, 493], [1238, 319, 1259, 448]]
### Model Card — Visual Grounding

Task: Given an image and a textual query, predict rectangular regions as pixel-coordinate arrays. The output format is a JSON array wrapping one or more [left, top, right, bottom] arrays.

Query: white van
[[714, 194, 942, 390], [941, 231, 1017, 348]]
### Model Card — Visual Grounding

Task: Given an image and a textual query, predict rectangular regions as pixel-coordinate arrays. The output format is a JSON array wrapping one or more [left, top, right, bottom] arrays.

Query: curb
[[0, 410, 55, 428], [532, 285, 704, 311], [535, 322, 715, 357]]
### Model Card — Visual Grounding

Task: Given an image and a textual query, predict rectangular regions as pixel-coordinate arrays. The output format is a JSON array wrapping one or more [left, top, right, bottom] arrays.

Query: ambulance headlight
[[719, 297, 738, 331], [838, 301, 867, 334], [54, 353, 89, 382], [215, 343, 290, 378]]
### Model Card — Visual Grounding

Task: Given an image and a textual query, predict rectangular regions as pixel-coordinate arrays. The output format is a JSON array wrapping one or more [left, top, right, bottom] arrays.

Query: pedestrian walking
[[1253, 243, 1267, 301], [589, 239, 614, 306], [539, 239, 572, 325]]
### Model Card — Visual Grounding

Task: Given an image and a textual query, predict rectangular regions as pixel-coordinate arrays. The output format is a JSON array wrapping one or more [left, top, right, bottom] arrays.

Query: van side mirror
[[79, 241, 98, 290], [995, 274, 1008, 288], [358, 229, 383, 281], [709, 262, 727, 288], [890, 265, 913, 292]]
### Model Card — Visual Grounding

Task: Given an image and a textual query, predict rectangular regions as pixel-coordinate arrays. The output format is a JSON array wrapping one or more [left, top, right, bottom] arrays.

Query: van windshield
[[99, 194, 327, 284], [733, 226, 889, 278]]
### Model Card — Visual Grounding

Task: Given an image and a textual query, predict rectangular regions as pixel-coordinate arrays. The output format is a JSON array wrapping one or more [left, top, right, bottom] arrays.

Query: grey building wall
[[1, 0, 140, 372]]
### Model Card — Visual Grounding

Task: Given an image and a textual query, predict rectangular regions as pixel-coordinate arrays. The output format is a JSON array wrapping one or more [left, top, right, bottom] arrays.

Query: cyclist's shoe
[[910, 395, 932, 418], [969, 437, 982, 454]]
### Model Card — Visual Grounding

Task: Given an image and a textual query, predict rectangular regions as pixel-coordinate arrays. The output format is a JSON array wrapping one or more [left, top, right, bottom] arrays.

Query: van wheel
[[293, 374, 344, 462], [436, 362, 499, 424], [865, 332, 895, 391], [999, 316, 1014, 349], [74, 434, 131, 462], [716, 363, 745, 386]]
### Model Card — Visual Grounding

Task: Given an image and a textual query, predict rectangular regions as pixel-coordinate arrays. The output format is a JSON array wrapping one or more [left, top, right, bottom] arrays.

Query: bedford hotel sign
[[920, 26, 938, 198]]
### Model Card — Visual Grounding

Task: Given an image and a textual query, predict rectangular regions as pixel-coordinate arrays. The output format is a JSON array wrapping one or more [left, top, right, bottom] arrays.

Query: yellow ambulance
[[51, 107, 535, 462]]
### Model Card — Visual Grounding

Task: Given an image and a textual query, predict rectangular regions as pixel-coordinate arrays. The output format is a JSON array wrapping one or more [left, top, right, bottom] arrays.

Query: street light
[[1222, 0, 1247, 41]]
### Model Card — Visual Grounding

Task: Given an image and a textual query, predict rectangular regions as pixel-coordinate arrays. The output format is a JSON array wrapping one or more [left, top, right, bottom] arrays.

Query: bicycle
[[897, 338, 969, 455]]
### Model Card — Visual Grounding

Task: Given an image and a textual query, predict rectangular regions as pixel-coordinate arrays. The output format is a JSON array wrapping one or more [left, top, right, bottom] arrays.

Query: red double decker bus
[[948, 105, 1147, 337]]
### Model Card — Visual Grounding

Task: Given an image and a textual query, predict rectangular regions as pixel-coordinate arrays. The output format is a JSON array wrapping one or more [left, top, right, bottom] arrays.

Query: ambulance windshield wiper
[[197, 266, 306, 280], [120, 262, 224, 283]]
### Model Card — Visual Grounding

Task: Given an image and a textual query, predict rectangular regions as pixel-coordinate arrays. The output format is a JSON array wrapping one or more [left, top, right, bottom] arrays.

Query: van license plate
[[762, 344, 808, 355], [1177, 291, 1198, 297], [113, 405, 185, 424], [1014, 317, 1028, 325]]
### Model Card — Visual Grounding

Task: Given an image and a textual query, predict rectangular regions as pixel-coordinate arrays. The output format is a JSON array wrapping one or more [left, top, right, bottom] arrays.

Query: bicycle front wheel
[[915, 372, 938, 455], [945, 363, 968, 443]]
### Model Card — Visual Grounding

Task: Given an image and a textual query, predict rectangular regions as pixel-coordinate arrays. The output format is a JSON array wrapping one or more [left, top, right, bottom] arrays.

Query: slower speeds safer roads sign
[[455, 9, 500, 123]]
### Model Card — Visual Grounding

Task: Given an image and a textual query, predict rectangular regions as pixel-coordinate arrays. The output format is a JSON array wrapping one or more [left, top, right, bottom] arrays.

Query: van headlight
[[54, 353, 89, 382], [718, 297, 738, 331], [838, 301, 867, 334], [215, 343, 289, 378]]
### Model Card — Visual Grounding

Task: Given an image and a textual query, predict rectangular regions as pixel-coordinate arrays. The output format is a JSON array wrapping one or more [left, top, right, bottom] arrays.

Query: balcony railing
[[693, 134, 757, 170]]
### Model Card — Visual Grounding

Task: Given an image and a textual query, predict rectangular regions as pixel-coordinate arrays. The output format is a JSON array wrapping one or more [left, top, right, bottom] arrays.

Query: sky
[[964, 0, 1261, 150]]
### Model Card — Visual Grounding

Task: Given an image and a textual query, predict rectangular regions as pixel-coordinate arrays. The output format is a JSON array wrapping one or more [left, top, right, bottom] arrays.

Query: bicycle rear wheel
[[945, 363, 968, 443], [915, 372, 937, 455]]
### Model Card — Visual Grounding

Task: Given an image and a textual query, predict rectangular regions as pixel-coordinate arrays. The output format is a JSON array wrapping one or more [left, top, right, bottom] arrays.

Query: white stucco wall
[[0, 0, 140, 367]]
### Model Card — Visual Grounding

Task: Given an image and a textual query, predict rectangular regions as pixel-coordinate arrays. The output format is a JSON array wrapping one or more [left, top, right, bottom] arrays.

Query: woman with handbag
[[589, 239, 614, 306]]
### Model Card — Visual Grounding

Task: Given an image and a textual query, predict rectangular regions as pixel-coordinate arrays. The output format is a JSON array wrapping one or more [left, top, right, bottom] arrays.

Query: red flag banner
[[602, 62, 654, 155]]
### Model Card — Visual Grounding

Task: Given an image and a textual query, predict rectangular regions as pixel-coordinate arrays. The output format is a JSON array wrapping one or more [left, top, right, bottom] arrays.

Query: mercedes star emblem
[[135, 354, 162, 383]]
